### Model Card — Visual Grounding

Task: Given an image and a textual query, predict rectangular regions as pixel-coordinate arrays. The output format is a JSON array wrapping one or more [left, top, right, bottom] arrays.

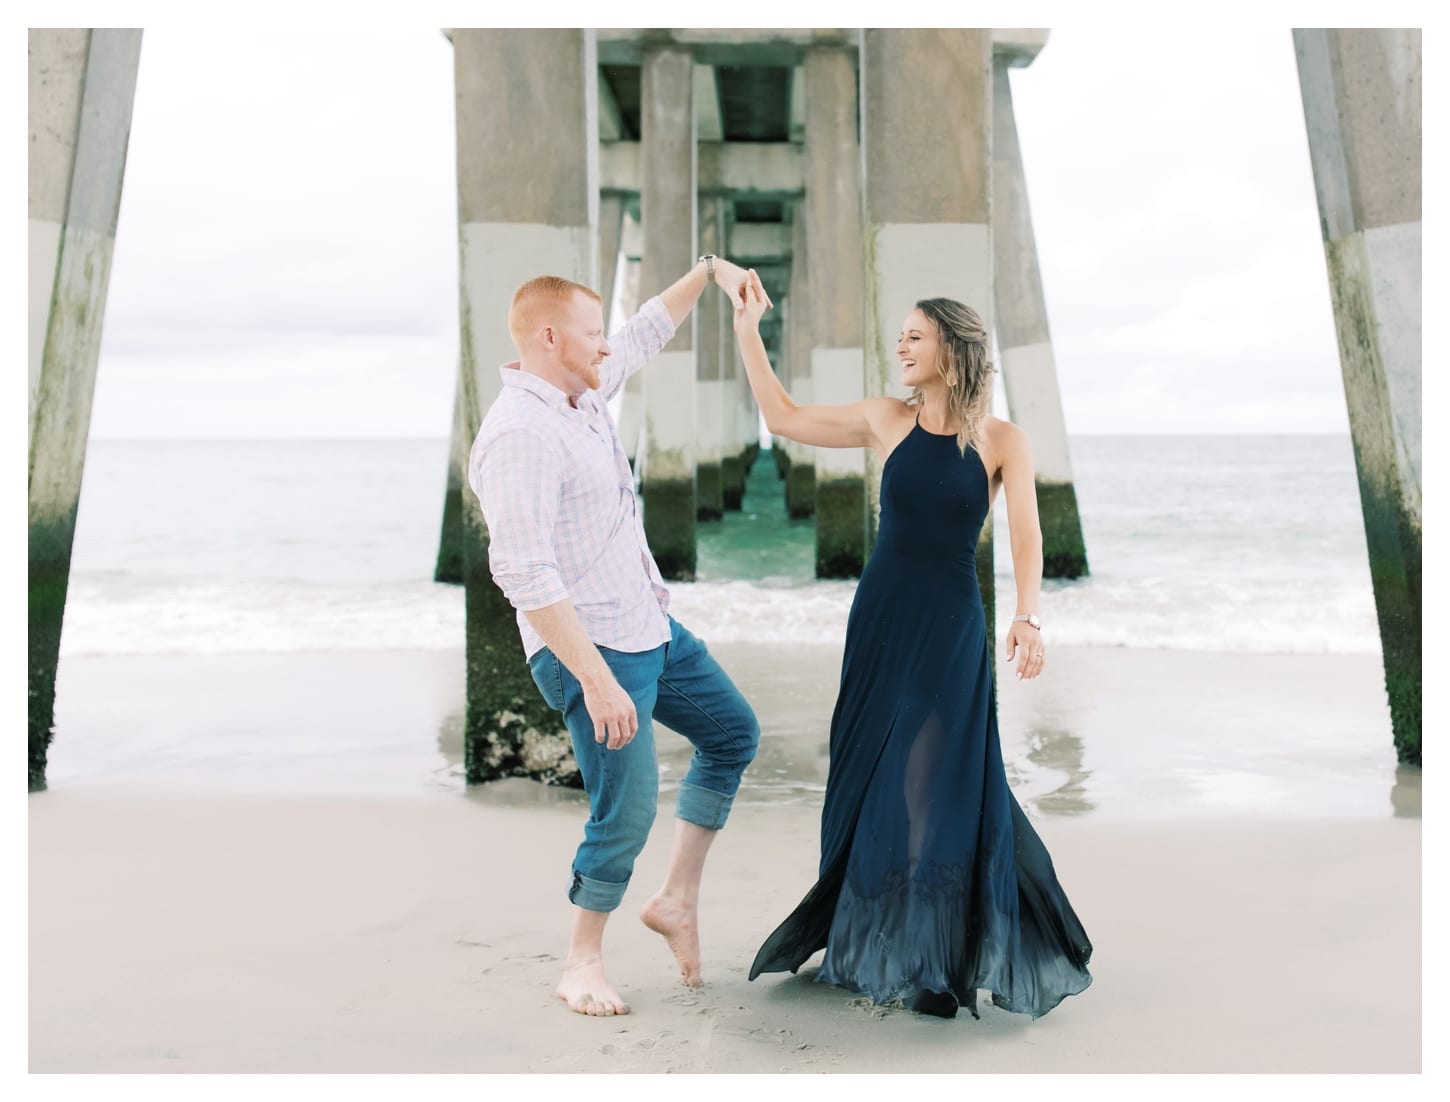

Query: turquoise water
[[694, 455, 815, 583]]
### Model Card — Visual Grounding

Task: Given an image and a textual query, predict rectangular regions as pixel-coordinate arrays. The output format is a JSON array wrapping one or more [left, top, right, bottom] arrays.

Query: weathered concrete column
[[992, 57, 1089, 581], [1295, 29, 1421, 765], [28, 29, 142, 792], [737, 244, 761, 481], [454, 29, 596, 785], [639, 46, 697, 578], [771, 286, 793, 482], [616, 210, 644, 465], [598, 193, 626, 314], [861, 29, 996, 647], [695, 195, 726, 519], [720, 209, 747, 510], [805, 48, 867, 576], [433, 377, 467, 583], [740, 346, 761, 479], [783, 209, 816, 518]]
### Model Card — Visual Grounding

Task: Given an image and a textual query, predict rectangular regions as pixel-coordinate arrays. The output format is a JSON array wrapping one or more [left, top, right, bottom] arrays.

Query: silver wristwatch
[[1012, 613, 1041, 630], [697, 253, 717, 282]]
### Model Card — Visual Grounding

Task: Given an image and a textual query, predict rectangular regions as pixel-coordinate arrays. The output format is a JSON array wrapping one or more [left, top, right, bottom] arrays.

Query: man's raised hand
[[714, 257, 772, 310]]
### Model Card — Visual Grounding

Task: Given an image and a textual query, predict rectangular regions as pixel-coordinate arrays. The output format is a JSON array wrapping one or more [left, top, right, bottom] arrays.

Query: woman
[[735, 274, 1092, 1020]]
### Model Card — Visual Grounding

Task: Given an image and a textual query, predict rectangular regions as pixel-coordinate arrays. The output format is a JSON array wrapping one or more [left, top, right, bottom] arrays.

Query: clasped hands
[[711, 259, 772, 334]]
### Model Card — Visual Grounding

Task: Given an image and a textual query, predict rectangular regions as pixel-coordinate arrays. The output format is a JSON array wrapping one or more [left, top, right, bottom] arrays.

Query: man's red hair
[[507, 275, 602, 354]]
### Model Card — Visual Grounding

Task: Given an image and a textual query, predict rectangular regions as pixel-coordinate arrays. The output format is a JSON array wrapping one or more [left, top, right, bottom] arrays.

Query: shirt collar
[[499, 362, 578, 413]]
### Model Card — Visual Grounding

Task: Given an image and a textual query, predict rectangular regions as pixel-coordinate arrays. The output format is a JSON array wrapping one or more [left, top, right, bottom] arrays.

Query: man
[[468, 255, 766, 1017]]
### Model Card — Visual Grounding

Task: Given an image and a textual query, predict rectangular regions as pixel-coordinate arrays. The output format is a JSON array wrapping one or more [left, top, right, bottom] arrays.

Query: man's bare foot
[[555, 955, 630, 1016], [640, 893, 703, 987]]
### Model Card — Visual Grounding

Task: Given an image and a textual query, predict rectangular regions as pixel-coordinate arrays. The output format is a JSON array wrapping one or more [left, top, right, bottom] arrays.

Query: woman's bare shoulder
[[862, 395, 915, 431], [982, 414, 1031, 452], [864, 395, 913, 417]]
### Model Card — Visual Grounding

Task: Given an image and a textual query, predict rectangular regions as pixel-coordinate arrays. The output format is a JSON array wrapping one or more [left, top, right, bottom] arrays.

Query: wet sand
[[46, 643, 1415, 819]]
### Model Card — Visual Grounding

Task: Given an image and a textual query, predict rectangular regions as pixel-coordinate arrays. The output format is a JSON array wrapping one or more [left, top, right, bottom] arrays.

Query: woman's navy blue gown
[[749, 419, 1093, 1019]]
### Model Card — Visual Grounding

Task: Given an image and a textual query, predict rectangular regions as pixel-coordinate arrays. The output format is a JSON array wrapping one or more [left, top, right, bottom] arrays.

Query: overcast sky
[[88, 23, 1349, 439]]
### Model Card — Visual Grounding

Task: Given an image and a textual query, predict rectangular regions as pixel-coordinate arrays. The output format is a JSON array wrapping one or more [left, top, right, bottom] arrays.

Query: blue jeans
[[527, 617, 759, 913]]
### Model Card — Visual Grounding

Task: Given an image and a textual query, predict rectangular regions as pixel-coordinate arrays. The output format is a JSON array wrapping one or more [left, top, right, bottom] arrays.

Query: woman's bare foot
[[640, 893, 702, 987], [555, 955, 630, 1016]]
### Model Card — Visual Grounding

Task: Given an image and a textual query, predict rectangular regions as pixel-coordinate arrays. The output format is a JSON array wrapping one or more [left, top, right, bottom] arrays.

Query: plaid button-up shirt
[[468, 296, 676, 660]]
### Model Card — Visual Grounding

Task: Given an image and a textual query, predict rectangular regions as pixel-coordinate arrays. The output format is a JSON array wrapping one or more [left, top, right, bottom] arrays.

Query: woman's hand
[[734, 268, 771, 334], [1005, 621, 1045, 681]]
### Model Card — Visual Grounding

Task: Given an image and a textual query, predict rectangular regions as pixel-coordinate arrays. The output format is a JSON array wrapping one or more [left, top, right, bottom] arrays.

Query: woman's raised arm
[[733, 272, 884, 450]]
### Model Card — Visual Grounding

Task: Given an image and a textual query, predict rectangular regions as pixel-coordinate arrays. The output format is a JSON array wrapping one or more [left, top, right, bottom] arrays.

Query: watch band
[[698, 253, 717, 282]]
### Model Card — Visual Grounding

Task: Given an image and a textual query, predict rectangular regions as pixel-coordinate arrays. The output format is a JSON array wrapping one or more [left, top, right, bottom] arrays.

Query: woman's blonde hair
[[907, 298, 997, 454]]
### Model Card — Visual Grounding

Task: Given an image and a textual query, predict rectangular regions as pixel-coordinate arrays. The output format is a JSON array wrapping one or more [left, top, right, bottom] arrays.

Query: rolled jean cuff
[[568, 869, 629, 913], [676, 781, 733, 831]]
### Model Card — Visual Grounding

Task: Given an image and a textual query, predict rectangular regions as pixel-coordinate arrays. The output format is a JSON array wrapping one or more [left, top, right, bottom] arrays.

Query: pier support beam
[[784, 205, 816, 519], [28, 29, 142, 792], [598, 193, 625, 312], [991, 58, 1089, 580], [695, 195, 726, 519], [616, 209, 644, 465], [1294, 29, 1421, 764], [861, 29, 996, 647], [805, 47, 867, 576], [454, 29, 596, 784], [433, 379, 466, 583], [720, 202, 748, 510], [639, 45, 698, 578]]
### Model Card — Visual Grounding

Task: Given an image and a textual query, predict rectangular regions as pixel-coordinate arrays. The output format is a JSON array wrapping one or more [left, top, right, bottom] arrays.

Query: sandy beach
[[29, 781, 1419, 1073], [30, 641, 1422, 1073]]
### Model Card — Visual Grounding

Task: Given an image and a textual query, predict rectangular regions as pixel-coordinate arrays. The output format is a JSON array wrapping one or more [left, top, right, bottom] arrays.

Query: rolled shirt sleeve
[[472, 427, 571, 611], [597, 296, 676, 402]]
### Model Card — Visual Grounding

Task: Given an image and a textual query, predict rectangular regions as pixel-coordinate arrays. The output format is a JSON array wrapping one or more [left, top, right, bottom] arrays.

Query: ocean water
[[60, 434, 1382, 659]]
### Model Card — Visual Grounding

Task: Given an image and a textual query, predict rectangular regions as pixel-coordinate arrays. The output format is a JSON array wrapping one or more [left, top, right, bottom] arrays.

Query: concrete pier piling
[[639, 45, 698, 579], [805, 47, 867, 576], [28, 29, 142, 792], [453, 29, 597, 784], [736, 340, 761, 499], [1294, 29, 1421, 765], [719, 213, 748, 510], [783, 205, 816, 519], [861, 28, 996, 641], [616, 210, 645, 466], [433, 378, 467, 584], [991, 53, 1089, 580], [598, 193, 626, 311], [695, 195, 726, 520]]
